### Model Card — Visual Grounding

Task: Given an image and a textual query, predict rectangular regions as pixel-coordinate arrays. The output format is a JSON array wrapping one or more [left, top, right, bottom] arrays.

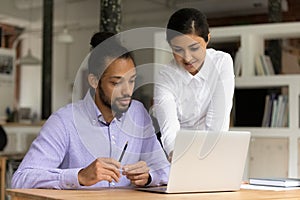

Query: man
[[11, 32, 169, 189]]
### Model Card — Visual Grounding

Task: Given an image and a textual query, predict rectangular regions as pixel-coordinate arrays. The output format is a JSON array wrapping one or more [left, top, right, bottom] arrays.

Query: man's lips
[[117, 98, 131, 105]]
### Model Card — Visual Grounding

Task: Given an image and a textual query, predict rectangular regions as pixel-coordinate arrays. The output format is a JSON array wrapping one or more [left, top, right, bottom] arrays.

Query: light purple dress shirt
[[11, 91, 170, 189]]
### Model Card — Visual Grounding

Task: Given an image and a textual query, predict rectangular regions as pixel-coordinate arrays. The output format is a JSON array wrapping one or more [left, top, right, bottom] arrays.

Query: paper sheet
[[241, 184, 300, 191]]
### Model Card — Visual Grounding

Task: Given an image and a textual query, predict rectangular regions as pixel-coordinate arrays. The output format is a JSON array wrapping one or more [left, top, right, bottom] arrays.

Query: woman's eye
[[190, 47, 200, 52], [173, 48, 183, 53]]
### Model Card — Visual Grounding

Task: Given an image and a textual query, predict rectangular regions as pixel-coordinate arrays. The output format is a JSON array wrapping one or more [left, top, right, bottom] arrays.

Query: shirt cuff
[[147, 168, 169, 187], [60, 168, 82, 189], [163, 139, 175, 156]]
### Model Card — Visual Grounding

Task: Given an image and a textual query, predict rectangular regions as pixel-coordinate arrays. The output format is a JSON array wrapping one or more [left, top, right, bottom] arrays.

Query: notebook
[[137, 130, 251, 193], [249, 178, 300, 187]]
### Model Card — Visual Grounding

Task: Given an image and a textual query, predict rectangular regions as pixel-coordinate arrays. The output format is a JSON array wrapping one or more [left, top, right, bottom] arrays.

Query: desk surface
[[6, 188, 300, 200]]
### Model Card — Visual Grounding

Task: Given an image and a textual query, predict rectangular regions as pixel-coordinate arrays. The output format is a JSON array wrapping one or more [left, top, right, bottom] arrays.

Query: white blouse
[[153, 48, 235, 154]]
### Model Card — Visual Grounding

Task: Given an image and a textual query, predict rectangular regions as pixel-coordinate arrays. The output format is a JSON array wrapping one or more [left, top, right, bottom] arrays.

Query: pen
[[118, 141, 128, 162]]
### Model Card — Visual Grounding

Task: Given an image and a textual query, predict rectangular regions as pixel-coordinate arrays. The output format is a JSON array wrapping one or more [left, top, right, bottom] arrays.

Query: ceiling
[[0, 0, 289, 31]]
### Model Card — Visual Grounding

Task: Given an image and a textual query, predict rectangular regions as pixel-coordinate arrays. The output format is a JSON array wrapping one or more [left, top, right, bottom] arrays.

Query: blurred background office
[[0, 0, 299, 123], [0, 1, 300, 200]]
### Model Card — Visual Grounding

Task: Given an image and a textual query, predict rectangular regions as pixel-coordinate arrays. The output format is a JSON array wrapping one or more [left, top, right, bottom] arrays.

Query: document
[[249, 178, 300, 187]]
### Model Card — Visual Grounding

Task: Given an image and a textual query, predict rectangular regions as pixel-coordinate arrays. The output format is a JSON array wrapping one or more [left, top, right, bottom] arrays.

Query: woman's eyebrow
[[188, 42, 200, 48]]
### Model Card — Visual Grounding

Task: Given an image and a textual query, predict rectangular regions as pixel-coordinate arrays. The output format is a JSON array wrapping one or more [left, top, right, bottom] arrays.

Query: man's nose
[[121, 82, 131, 96]]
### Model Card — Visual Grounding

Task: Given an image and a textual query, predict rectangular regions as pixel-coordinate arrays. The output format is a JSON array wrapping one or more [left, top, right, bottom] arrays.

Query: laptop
[[137, 130, 251, 193]]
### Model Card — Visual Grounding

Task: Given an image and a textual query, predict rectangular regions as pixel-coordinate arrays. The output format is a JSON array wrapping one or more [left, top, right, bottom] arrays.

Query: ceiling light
[[18, 49, 40, 65], [19, 0, 41, 66], [57, 28, 73, 44]]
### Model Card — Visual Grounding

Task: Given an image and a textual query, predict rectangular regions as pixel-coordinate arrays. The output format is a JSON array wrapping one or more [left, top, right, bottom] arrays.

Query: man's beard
[[98, 85, 131, 114]]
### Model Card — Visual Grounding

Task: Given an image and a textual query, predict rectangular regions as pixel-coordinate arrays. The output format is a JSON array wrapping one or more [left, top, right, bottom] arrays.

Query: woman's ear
[[88, 74, 98, 89]]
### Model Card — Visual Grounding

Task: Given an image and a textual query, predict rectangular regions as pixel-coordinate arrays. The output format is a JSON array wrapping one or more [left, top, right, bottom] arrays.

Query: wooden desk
[[6, 188, 300, 200], [0, 157, 6, 200]]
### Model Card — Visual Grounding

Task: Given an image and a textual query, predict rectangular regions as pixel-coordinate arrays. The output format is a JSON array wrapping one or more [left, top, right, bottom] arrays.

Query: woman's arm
[[205, 53, 235, 131], [153, 67, 180, 155]]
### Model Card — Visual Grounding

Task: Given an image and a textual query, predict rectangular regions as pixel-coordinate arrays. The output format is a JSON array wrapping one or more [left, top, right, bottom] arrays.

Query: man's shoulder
[[127, 100, 149, 117], [51, 100, 84, 118], [129, 100, 145, 109]]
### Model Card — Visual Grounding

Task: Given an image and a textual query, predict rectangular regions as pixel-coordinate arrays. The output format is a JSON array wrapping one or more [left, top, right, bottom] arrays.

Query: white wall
[[19, 33, 42, 119], [19, 27, 98, 119]]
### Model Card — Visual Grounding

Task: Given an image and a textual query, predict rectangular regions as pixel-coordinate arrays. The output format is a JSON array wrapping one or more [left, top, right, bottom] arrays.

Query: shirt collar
[[172, 54, 211, 84], [83, 90, 123, 126], [195, 55, 212, 81]]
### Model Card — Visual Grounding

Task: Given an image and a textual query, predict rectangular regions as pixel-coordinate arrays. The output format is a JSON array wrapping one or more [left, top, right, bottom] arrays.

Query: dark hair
[[90, 31, 115, 49], [88, 32, 134, 78], [166, 8, 210, 43]]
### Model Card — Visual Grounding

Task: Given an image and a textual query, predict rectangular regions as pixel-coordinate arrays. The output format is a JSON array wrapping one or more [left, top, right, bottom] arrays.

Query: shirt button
[[92, 119, 97, 125]]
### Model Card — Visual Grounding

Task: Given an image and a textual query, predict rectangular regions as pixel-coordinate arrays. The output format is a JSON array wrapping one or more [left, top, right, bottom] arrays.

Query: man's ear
[[88, 74, 98, 89], [207, 33, 211, 44]]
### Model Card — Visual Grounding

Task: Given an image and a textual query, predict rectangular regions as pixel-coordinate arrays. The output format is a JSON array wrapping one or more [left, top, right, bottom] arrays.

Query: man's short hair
[[88, 33, 135, 78]]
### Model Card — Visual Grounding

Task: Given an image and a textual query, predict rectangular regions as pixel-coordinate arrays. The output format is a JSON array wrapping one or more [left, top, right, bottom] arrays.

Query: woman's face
[[170, 34, 209, 75]]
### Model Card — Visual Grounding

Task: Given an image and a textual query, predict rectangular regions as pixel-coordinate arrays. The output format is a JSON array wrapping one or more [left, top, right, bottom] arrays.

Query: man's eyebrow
[[109, 76, 122, 79]]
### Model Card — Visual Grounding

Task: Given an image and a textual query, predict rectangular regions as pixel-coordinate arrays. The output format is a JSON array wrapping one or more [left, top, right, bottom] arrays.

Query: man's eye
[[111, 81, 120, 86]]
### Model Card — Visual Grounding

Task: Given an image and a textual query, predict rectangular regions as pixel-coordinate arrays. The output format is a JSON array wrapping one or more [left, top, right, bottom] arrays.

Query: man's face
[[98, 57, 136, 114]]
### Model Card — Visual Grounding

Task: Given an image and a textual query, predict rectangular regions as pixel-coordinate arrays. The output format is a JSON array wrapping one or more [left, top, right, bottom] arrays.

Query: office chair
[[0, 125, 7, 151]]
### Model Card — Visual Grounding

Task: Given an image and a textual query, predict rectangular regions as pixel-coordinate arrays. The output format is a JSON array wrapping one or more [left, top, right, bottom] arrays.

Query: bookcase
[[154, 22, 300, 179], [210, 22, 300, 179]]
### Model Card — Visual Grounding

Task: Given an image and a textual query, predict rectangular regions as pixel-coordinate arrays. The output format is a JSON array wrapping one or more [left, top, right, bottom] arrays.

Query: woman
[[154, 8, 235, 159]]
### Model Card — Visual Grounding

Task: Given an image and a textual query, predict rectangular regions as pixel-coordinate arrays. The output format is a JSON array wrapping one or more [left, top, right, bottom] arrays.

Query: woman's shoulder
[[206, 48, 233, 68], [207, 48, 232, 59], [158, 59, 184, 77]]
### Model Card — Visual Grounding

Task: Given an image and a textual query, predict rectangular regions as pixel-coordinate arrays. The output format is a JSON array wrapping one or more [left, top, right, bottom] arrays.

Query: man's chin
[[112, 103, 131, 114]]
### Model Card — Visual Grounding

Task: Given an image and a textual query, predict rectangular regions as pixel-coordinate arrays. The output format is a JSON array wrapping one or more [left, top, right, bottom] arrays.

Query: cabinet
[[154, 22, 300, 179], [1, 123, 41, 153], [0, 123, 41, 200], [232, 75, 300, 178]]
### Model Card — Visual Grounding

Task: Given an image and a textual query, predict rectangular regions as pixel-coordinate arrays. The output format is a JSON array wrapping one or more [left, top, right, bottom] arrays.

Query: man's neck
[[100, 105, 115, 124], [94, 97, 115, 124]]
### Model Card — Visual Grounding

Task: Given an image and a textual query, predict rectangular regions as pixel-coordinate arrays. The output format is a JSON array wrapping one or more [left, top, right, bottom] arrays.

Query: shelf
[[211, 22, 300, 42], [230, 127, 300, 138], [210, 22, 300, 76], [235, 75, 300, 89]]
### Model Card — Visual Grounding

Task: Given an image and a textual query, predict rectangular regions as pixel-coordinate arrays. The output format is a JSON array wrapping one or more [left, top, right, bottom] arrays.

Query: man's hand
[[78, 158, 121, 186], [122, 161, 150, 186]]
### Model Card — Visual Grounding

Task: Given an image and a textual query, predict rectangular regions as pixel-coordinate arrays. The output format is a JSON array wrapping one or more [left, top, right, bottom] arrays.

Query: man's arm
[[11, 113, 77, 189], [78, 158, 121, 186]]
